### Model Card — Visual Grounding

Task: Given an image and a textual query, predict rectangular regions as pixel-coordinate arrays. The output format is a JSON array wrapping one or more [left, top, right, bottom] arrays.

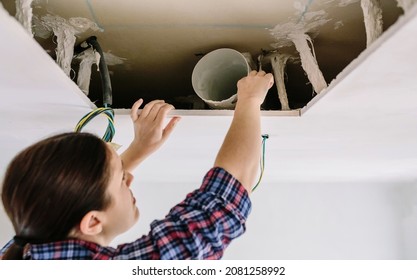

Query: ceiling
[[1, 0, 404, 110], [0, 0, 416, 184]]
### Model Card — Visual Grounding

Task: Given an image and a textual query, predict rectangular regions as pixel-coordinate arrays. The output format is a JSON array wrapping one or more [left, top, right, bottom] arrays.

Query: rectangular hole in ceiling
[[3, 0, 406, 115]]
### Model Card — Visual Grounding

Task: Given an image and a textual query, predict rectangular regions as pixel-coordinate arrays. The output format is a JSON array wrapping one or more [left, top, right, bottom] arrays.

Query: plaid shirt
[[0, 167, 251, 260]]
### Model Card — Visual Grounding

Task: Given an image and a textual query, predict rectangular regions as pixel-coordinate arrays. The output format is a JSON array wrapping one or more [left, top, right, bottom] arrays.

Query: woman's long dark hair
[[1, 132, 112, 259]]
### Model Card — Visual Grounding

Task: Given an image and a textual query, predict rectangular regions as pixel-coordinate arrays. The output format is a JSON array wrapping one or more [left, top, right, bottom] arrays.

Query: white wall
[[110, 179, 417, 260], [1, 3, 417, 259], [228, 181, 417, 259]]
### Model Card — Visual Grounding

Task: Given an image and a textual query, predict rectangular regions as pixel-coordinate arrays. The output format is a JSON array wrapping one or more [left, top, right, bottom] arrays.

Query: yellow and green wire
[[74, 106, 115, 142], [251, 134, 269, 192]]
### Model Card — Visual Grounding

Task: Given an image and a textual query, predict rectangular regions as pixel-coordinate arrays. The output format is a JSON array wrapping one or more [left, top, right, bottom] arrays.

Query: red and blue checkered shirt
[[0, 167, 251, 260]]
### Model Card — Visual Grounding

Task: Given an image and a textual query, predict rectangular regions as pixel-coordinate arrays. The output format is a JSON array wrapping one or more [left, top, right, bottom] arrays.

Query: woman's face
[[102, 144, 139, 238]]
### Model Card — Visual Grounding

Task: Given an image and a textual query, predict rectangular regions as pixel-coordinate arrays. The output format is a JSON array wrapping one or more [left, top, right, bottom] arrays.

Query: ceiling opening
[[2, 0, 405, 111]]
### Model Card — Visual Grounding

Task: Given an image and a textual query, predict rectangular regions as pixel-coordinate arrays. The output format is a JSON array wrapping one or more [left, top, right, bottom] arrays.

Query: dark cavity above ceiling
[[2, 0, 404, 110]]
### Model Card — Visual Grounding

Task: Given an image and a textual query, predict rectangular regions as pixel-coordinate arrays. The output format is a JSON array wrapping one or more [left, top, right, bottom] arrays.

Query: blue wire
[[297, 0, 315, 23], [252, 134, 269, 192]]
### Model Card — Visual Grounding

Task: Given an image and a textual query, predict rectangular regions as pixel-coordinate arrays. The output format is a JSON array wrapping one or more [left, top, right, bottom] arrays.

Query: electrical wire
[[74, 37, 114, 142], [74, 106, 115, 142], [251, 134, 269, 192]]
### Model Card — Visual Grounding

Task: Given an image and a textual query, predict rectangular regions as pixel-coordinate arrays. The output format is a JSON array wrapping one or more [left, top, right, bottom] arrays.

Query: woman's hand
[[237, 70, 274, 106], [121, 99, 180, 171]]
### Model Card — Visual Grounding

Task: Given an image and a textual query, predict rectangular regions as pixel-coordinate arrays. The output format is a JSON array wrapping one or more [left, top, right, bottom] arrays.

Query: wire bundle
[[74, 107, 115, 142], [252, 134, 269, 192]]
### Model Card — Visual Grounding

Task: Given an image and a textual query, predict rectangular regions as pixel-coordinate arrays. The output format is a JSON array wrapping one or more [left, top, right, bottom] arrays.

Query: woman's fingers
[[130, 99, 144, 121], [138, 100, 165, 120]]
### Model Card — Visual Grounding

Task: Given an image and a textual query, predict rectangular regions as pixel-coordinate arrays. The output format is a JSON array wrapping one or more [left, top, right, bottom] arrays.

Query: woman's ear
[[79, 211, 103, 236]]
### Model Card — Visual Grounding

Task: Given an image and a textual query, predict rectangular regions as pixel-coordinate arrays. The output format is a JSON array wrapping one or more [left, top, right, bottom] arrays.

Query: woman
[[0, 71, 274, 259]]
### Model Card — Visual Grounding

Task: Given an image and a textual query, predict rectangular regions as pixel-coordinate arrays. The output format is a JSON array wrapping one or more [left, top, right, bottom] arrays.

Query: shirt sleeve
[[114, 167, 251, 260], [0, 239, 13, 259]]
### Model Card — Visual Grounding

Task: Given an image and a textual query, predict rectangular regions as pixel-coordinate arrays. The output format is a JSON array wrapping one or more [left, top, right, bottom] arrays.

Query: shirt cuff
[[199, 167, 251, 220]]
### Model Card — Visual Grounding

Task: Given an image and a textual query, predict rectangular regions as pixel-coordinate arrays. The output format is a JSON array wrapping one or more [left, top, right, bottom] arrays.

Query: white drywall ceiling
[[0, 0, 417, 191]]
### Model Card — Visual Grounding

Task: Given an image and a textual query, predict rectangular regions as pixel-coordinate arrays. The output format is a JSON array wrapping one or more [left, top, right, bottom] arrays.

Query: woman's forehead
[[106, 143, 122, 168]]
